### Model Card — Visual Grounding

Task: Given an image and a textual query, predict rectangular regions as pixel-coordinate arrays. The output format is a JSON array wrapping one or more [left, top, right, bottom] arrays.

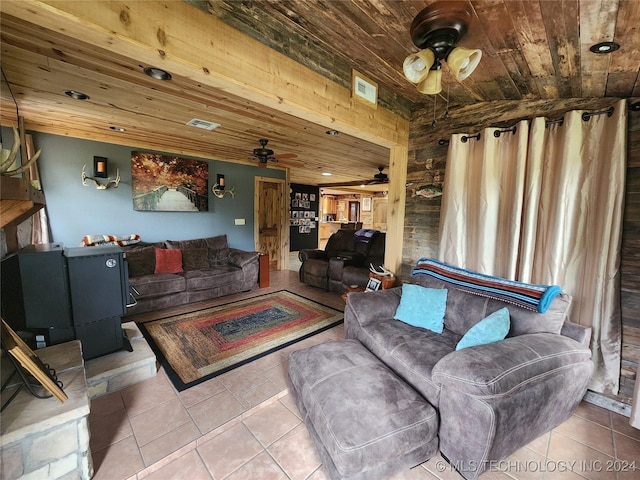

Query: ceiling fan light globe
[[447, 47, 482, 81], [403, 49, 435, 84], [417, 69, 442, 94]]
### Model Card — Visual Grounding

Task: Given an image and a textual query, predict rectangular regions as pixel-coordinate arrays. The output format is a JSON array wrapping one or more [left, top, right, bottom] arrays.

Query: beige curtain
[[632, 364, 640, 429], [440, 120, 530, 277], [439, 99, 626, 395]]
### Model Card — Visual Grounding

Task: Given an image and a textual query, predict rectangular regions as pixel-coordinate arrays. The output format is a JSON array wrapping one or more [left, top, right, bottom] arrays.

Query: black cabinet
[[64, 246, 129, 359], [1, 243, 130, 360], [1, 243, 75, 344]]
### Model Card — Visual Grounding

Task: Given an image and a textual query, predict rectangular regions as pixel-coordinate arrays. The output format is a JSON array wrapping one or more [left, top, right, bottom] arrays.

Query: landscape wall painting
[[131, 151, 209, 212]]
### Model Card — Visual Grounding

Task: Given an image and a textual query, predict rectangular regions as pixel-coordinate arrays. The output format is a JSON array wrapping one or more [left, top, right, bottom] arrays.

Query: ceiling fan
[[370, 166, 389, 184], [319, 167, 389, 188], [248, 138, 299, 168]]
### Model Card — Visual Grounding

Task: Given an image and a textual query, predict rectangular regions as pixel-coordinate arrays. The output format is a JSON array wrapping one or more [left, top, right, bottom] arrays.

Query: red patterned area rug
[[140, 290, 343, 391]]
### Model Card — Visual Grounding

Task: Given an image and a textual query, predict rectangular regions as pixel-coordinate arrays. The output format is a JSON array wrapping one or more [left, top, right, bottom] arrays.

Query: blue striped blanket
[[412, 258, 562, 313]]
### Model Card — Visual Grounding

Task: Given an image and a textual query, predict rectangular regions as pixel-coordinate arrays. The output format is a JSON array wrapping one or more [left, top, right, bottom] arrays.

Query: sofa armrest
[[228, 248, 259, 268], [561, 320, 591, 348], [345, 287, 402, 327], [432, 333, 592, 397], [299, 249, 327, 262]]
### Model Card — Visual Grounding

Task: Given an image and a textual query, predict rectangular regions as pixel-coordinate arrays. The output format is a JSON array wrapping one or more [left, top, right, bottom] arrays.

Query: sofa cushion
[[130, 273, 186, 298], [208, 247, 230, 266], [164, 238, 208, 250], [201, 235, 229, 266], [491, 294, 571, 337], [456, 307, 510, 350], [416, 275, 569, 336], [394, 284, 447, 334], [182, 248, 209, 271], [126, 246, 155, 277], [355, 317, 459, 407], [154, 248, 183, 274], [181, 265, 243, 291], [325, 229, 356, 258], [164, 236, 230, 267]]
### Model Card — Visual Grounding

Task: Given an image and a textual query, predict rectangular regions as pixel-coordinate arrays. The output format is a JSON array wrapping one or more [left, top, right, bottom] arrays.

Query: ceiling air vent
[[186, 118, 221, 131]]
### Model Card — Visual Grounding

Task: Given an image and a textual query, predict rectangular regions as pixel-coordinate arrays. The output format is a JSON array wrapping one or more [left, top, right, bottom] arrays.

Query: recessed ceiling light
[[589, 42, 620, 54], [326, 129, 340, 136], [64, 90, 90, 100], [322, 172, 332, 176], [109, 125, 126, 132], [144, 66, 172, 80]]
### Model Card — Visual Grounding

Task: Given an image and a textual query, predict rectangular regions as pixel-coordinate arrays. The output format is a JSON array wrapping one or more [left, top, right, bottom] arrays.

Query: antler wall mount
[[82, 163, 120, 189], [403, 0, 482, 95], [0, 126, 42, 177], [211, 173, 235, 198]]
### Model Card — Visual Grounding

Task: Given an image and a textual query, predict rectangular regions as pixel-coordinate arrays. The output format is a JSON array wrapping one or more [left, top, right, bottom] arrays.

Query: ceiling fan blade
[[277, 158, 305, 168], [318, 180, 369, 187], [273, 153, 298, 160]]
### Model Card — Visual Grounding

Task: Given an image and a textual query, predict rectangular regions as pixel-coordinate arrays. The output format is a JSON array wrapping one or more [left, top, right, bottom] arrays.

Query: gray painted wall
[[32, 132, 285, 251]]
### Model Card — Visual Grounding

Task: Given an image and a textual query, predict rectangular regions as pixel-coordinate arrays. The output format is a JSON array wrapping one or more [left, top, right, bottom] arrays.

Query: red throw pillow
[[154, 248, 183, 274]]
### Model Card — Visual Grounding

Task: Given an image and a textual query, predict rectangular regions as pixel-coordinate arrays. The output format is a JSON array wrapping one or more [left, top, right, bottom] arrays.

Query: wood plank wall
[[403, 98, 640, 404]]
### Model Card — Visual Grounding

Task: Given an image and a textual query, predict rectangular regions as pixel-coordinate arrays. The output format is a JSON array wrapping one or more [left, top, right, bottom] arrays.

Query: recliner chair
[[298, 229, 385, 292]]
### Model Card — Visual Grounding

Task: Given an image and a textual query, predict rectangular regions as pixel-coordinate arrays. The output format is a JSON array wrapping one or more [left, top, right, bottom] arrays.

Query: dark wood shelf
[[1, 176, 45, 229]]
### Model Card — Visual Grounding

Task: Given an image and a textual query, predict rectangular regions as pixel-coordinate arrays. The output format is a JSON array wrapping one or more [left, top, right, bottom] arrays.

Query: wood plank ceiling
[[1, 1, 639, 187]]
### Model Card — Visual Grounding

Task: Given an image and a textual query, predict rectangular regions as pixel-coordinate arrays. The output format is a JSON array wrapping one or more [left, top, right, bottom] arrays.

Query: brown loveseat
[[288, 259, 593, 480], [124, 234, 259, 315], [298, 229, 385, 293]]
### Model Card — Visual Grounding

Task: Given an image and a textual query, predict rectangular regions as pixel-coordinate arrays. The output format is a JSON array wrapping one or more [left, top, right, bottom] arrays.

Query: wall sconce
[[82, 156, 120, 189], [94, 156, 107, 178], [211, 173, 235, 198]]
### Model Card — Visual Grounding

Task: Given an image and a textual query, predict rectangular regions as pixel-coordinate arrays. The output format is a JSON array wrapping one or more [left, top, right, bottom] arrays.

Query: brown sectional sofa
[[124, 234, 259, 315]]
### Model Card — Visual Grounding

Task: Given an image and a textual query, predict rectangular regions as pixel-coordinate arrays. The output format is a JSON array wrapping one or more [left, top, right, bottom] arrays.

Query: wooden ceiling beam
[[2, 0, 408, 150]]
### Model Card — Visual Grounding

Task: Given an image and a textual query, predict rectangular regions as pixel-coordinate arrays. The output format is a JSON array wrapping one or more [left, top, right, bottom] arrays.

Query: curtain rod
[[582, 106, 614, 121], [461, 133, 481, 143], [545, 118, 564, 127], [444, 103, 621, 140], [493, 126, 517, 138]]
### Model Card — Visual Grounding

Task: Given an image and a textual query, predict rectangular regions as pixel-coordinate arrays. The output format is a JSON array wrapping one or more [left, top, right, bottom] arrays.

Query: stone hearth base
[[85, 322, 157, 398], [1, 322, 156, 479]]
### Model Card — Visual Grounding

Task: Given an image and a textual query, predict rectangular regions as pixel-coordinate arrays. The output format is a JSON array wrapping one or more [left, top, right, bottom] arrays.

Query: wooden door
[[255, 177, 286, 270], [348, 201, 360, 222]]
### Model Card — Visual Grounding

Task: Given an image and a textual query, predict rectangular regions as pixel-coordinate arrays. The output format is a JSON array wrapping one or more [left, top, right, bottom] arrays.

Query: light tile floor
[[91, 270, 640, 480]]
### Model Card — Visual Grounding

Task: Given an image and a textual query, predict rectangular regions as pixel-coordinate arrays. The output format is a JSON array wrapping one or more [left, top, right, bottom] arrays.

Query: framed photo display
[[365, 277, 382, 292]]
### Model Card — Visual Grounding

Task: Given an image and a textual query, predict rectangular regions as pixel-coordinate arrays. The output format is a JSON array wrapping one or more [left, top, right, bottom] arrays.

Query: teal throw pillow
[[394, 284, 448, 334], [456, 307, 511, 351]]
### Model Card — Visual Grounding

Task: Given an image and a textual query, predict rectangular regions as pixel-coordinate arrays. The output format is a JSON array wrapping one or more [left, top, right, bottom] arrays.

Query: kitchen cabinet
[[322, 196, 337, 215]]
